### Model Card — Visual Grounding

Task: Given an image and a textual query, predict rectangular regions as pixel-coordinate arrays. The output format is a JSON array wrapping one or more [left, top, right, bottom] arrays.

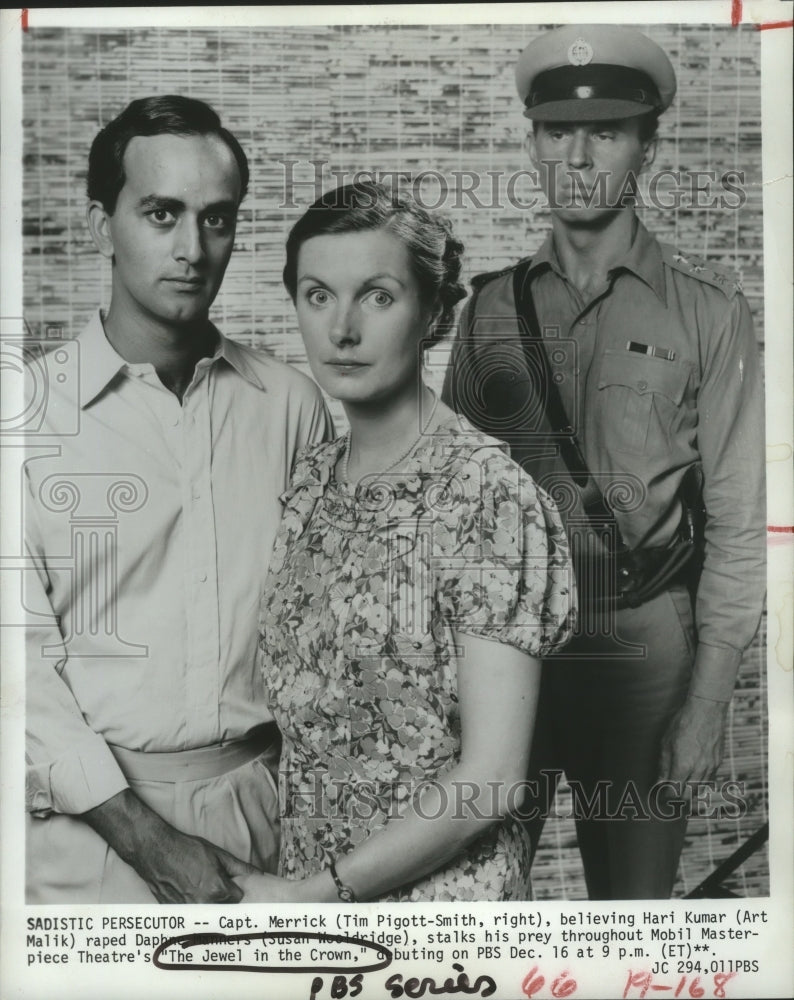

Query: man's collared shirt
[[25, 311, 332, 816]]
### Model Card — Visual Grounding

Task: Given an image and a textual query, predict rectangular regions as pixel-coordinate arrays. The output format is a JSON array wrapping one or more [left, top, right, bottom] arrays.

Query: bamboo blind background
[[22, 23, 767, 898]]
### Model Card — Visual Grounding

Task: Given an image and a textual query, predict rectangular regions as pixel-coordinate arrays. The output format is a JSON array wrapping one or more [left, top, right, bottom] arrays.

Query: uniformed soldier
[[442, 24, 765, 899]]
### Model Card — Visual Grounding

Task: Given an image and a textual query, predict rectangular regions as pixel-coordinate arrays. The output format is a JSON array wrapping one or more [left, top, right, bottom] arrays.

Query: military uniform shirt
[[444, 221, 765, 699]]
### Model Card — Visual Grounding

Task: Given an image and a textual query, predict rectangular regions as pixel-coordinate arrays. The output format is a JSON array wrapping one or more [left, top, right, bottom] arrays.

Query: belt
[[108, 727, 279, 783], [575, 538, 700, 612]]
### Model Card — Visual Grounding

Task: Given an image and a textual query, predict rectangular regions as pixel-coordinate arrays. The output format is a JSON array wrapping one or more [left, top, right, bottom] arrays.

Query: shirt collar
[[611, 219, 666, 302], [216, 336, 266, 391], [527, 231, 559, 277], [527, 218, 666, 303], [78, 311, 265, 408], [78, 311, 128, 408]]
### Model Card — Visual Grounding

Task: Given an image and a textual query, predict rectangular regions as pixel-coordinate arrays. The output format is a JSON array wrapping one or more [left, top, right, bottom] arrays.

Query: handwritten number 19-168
[[622, 971, 738, 998]]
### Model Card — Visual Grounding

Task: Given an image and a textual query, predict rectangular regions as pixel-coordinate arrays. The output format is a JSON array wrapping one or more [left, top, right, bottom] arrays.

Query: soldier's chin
[[551, 203, 622, 226]]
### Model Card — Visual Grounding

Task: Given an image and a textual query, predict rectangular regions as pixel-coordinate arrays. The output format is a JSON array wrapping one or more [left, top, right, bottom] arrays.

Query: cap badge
[[567, 38, 593, 66]]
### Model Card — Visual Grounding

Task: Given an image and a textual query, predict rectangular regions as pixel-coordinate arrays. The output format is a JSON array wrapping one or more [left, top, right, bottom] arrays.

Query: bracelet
[[328, 858, 357, 902]]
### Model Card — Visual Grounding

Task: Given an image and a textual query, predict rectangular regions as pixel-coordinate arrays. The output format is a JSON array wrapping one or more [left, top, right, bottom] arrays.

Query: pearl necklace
[[339, 392, 440, 486]]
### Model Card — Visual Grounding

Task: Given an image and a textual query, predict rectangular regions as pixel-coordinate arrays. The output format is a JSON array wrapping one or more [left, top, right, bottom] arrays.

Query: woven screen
[[21, 22, 767, 898]]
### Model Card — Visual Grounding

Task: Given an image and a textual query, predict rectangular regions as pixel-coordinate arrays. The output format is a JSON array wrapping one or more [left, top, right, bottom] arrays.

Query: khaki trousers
[[524, 586, 696, 899], [26, 739, 280, 904]]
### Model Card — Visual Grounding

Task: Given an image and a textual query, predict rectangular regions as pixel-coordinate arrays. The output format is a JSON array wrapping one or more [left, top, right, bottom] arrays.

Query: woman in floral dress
[[238, 182, 575, 903]]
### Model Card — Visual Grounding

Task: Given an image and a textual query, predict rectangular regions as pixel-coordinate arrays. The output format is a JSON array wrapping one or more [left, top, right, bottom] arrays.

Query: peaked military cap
[[515, 25, 676, 121]]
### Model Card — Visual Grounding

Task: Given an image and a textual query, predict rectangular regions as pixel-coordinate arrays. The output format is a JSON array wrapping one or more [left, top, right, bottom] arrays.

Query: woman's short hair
[[283, 181, 466, 341], [87, 95, 249, 214]]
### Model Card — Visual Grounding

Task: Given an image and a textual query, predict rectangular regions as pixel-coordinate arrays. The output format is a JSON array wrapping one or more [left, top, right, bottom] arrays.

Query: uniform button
[[196, 570, 207, 583], [637, 379, 648, 391]]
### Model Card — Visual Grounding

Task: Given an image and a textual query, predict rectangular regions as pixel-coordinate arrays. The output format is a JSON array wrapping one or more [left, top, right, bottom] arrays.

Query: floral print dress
[[258, 411, 575, 901]]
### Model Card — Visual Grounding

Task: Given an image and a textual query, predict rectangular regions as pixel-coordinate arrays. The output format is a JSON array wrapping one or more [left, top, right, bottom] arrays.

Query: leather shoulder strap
[[512, 261, 626, 543]]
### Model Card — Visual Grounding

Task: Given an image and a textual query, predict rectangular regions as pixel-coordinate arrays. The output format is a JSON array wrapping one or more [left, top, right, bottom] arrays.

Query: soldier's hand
[[657, 695, 730, 789], [83, 788, 258, 903]]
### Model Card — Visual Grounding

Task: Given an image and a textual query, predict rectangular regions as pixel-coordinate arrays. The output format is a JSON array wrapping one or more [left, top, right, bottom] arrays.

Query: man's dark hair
[[87, 95, 249, 213]]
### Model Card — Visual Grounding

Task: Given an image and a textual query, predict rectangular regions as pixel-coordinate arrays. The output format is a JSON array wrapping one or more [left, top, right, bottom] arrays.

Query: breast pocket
[[596, 349, 691, 454]]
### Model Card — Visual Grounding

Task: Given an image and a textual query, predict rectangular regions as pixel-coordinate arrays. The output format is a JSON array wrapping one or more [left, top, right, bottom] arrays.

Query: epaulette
[[470, 256, 532, 291], [662, 245, 742, 298]]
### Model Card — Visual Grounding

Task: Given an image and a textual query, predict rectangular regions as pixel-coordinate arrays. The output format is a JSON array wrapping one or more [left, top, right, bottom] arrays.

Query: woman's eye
[[367, 290, 393, 307], [307, 289, 330, 306]]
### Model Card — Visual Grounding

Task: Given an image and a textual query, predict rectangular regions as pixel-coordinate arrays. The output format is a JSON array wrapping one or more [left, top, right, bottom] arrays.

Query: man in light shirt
[[24, 95, 332, 903]]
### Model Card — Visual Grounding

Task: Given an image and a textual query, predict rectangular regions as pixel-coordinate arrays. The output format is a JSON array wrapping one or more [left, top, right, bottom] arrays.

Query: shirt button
[[637, 379, 648, 391], [196, 570, 207, 583]]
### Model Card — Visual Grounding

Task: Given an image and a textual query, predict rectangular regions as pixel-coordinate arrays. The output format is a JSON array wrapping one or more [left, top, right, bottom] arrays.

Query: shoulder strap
[[512, 261, 627, 546], [464, 272, 489, 339]]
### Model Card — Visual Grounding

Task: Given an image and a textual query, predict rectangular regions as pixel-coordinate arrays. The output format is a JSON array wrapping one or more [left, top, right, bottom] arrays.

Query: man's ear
[[87, 200, 114, 259], [526, 128, 539, 170], [641, 135, 658, 172]]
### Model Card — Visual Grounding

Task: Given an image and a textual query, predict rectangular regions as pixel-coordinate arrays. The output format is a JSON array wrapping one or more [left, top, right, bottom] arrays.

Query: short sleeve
[[434, 449, 576, 656]]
